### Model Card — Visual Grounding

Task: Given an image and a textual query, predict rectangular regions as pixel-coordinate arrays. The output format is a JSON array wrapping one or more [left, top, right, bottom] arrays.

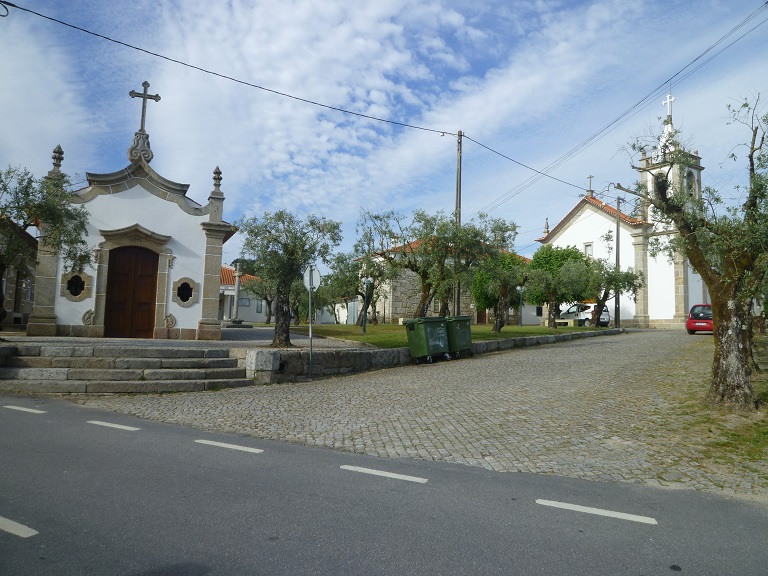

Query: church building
[[537, 95, 709, 327], [26, 82, 234, 340]]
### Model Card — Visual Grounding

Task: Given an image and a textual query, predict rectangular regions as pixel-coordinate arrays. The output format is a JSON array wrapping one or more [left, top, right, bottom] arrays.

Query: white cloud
[[1, 0, 766, 266]]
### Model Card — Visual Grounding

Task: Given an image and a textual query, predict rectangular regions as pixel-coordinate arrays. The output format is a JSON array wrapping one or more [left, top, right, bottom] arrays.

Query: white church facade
[[26, 82, 233, 340], [537, 96, 709, 328]]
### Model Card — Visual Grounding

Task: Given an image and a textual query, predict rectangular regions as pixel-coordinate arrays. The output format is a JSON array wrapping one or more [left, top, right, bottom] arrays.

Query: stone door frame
[[93, 224, 172, 338]]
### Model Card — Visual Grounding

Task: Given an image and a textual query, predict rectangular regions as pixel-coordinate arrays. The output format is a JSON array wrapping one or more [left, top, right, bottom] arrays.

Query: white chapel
[[26, 81, 234, 340]]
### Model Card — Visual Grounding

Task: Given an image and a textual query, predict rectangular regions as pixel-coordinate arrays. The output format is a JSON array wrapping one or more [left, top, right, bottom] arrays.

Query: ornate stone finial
[[544, 217, 550, 234], [51, 145, 64, 171], [213, 166, 222, 190], [128, 81, 161, 163]]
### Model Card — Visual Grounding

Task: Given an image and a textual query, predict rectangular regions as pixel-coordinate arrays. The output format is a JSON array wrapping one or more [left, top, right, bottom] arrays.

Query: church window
[[653, 173, 668, 200], [177, 282, 193, 303], [60, 270, 92, 302], [171, 277, 199, 308], [67, 275, 85, 297]]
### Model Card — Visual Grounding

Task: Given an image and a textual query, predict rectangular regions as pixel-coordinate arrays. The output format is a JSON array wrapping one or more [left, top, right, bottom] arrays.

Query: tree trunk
[[547, 296, 557, 328], [265, 298, 273, 324], [271, 292, 292, 347], [492, 295, 505, 333], [414, 286, 434, 318], [709, 296, 755, 406]]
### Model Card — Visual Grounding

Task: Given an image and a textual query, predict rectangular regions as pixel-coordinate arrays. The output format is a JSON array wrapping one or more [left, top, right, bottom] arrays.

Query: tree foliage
[[236, 210, 341, 347], [526, 244, 589, 328], [471, 252, 527, 332], [585, 232, 644, 326], [0, 166, 90, 324], [358, 209, 517, 318]]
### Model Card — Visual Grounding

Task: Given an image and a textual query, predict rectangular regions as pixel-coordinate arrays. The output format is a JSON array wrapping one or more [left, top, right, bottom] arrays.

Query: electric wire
[[1, 0, 766, 207], [471, 2, 768, 216], [0, 1, 455, 138]]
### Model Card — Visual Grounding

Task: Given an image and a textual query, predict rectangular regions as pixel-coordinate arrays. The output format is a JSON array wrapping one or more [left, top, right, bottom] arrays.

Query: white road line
[[194, 440, 264, 453], [3, 405, 47, 414], [340, 465, 429, 484], [0, 515, 39, 538], [535, 499, 658, 525], [87, 420, 141, 431]]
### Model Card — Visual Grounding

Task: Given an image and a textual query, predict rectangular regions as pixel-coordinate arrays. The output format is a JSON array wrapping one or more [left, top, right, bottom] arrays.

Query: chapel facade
[[26, 82, 233, 340], [537, 95, 709, 328]]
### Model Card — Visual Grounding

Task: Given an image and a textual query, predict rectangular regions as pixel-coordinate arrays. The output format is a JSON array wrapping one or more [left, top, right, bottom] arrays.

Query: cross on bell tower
[[127, 80, 161, 163]]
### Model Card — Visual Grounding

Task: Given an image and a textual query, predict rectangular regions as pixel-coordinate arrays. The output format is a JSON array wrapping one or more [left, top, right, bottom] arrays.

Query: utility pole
[[615, 197, 621, 328], [455, 130, 463, 316]]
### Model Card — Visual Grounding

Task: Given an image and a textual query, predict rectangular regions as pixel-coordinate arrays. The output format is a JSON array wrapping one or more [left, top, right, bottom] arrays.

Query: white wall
[[54, 184, 208, 330]]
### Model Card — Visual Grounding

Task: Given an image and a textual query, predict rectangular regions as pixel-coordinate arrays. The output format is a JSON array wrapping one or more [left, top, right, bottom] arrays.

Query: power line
[[471, 2, 768, 215], [0, 1, 455, 138]]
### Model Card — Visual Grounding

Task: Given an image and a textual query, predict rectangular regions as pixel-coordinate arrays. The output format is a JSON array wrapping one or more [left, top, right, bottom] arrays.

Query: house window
[[536, 306, 543, 317], [255, 300, 263, 313], [238, 298, 250, 307], [583, 242, 593, 258]]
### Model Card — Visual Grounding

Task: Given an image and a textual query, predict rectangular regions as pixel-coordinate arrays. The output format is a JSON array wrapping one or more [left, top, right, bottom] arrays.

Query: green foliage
[[236, 210, 342, 346], [0, 166, 90, 275], [358, 208, 517, 318], [526, 245, 589, 327], [471, 252, 527, 332]]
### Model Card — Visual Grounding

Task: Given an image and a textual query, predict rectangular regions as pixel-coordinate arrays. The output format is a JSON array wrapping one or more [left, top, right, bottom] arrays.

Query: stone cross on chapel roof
[[130, 81, 161, 132], [127, 81, 161, 164]]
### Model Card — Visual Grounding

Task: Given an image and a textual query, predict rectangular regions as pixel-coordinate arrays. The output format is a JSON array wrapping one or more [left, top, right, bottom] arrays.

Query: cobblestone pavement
[[67, 330, 768, 502]]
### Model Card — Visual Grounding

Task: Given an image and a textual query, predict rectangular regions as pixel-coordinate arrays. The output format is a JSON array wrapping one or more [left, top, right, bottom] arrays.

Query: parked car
[[686, 304, 713, 334], [560, 303, 610, 327]]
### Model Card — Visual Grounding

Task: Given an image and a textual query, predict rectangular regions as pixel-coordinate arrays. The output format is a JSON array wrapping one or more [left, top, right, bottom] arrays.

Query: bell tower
[[632, 94, 706, 327]]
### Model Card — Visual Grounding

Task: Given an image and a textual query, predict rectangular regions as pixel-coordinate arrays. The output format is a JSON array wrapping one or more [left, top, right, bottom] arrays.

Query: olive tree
[[618, 95, 767, 408], [0, 165, 90, 327], [237, 210, 341, 347]]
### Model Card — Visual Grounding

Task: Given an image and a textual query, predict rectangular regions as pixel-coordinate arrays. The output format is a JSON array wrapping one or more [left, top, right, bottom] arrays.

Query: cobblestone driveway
[[70, 330, 768, 502]]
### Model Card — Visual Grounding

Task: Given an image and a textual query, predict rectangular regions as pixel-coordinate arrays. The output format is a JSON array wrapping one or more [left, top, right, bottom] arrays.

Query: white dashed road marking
[[536, 499, 658, 525], [340, 465, 429, 484], [87, 420, 141, 431], [194, 440, 264, 453], [3, 405, 46, 414], [0, 515, 39, 538]]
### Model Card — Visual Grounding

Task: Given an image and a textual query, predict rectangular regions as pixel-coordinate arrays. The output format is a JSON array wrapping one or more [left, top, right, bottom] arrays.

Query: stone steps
[[0, 343, 253, 393]]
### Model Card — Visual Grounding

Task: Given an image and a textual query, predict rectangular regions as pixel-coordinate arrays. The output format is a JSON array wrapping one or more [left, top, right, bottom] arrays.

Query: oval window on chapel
[[176, 281, 193, 303], [66, 274, 85, 297]]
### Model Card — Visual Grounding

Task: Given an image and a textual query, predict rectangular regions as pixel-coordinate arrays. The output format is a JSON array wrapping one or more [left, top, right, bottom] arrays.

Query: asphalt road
[[2, 395, 767, 575]]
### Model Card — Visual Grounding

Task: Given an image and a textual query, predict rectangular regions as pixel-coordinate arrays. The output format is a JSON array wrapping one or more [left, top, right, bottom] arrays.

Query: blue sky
[[1, 0, 767, 265]]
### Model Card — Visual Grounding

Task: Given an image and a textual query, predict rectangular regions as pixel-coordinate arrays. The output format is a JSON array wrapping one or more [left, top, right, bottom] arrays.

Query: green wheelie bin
[[446, 316, 473, 358], [403, 317, 451, 364]]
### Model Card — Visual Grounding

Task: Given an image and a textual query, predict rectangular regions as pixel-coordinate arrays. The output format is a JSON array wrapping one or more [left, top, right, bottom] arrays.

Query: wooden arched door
[[104, 247, 159, 338]]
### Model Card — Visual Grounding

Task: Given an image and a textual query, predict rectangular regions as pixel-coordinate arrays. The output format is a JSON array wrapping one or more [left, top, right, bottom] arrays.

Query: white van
[[560, 303, 610, 327]]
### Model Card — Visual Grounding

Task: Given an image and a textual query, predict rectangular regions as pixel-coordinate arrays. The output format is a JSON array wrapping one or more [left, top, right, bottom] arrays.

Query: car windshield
[[690, 305, 712, 319]]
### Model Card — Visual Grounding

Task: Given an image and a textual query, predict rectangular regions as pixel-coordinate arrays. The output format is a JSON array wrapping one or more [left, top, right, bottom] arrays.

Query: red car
[[686, 304, 713, 334]]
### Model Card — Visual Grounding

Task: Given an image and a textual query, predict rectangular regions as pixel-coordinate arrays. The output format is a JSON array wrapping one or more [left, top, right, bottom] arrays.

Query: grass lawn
[[287, 322, 599, 349]]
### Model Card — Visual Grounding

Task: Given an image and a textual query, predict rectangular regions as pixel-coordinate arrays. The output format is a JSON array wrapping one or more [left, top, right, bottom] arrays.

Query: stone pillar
[[27, 146, 64, 336], [673, 251, 688, 325], [197, 167, 230, 340], [631, 228, 650, 328]]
